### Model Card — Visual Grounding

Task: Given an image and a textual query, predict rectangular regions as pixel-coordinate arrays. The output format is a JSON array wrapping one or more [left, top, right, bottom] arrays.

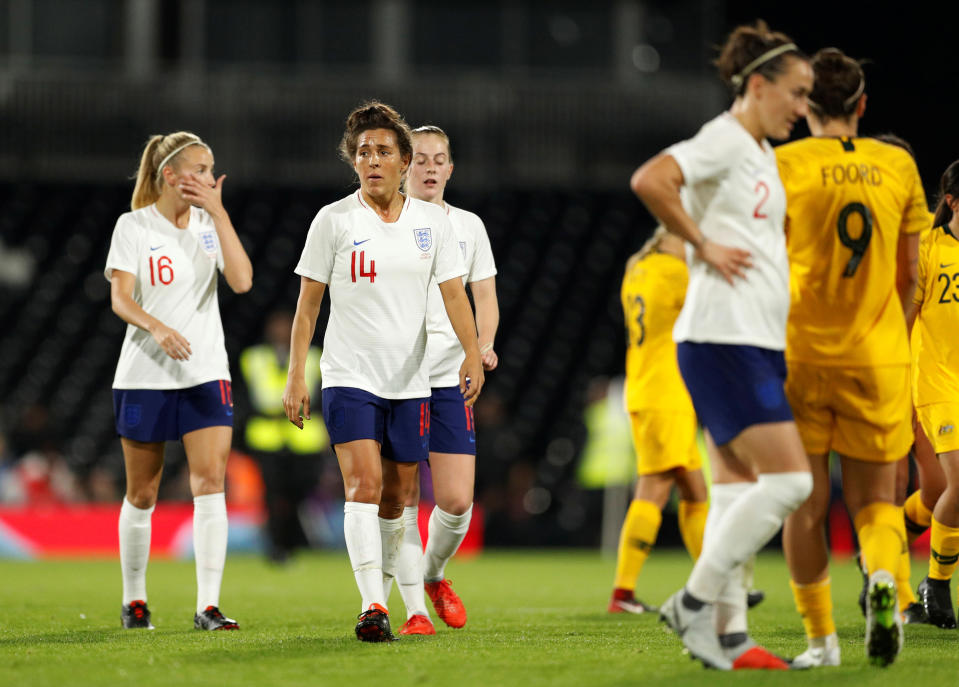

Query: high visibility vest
[[239, 344, 328, 454]]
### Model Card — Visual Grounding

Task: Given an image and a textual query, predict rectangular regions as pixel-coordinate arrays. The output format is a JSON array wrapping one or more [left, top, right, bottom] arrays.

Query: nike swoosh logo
[[468, 436, 475, 444], [941, 263, 956, 268], [225, 409, 233, 416], [150, 245, 164, 251], [353, 239, 371, 246]]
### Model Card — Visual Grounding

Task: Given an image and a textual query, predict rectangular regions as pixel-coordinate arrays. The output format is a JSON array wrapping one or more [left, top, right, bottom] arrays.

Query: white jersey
[[667, 112, 790, 350], [104, 204, 229, 389], [426, 203, 497, 387], [295, 191, 465, 399]]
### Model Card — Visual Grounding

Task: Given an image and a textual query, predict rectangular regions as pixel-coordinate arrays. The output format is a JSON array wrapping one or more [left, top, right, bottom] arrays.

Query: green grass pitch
[[0, 549, 955, 686]]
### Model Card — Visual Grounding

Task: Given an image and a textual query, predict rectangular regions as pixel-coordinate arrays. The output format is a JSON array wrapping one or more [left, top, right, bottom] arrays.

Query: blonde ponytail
[[130, 131, 208, 210]]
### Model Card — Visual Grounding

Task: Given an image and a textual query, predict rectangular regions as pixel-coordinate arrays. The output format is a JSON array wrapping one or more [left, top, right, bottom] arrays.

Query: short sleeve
[[914, 231, 931, 306], [104, 214, 140, 282], [294, 208, 335, 284], [900, 157, 933, 235], [433, 214, 467, 284], [666, 118, 741, 187], [467, 215, 497, 283]]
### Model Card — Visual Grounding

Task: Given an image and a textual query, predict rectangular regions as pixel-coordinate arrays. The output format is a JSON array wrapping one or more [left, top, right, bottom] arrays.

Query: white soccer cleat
[[791, 632, 841, 669], [659, 589, 732, 670]]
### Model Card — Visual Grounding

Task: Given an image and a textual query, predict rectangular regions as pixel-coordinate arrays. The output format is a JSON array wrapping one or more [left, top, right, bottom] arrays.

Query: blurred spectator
[[238, 311, 329, 562]]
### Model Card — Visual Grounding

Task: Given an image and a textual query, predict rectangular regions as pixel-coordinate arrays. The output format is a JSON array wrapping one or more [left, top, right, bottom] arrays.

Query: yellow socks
[[904, 491, 933, 544], [855, 502, 906, 578], [929, 517, 959, 581], [790, 578, 836, 639], [897, 547, 917, 609], [613, 500, 661, 590], [678, 500, 707, 561]]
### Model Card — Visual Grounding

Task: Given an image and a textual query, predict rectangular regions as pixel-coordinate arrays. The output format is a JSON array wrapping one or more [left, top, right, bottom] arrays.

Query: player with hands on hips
[[282, 102, 483, 642], [106, 131, 252, 632]]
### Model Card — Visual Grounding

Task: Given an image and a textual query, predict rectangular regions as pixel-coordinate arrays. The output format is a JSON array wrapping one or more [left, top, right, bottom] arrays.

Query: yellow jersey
[[621, 251, 694, 413], [776, 136, 929, 366], [913, 226, 959, 406]]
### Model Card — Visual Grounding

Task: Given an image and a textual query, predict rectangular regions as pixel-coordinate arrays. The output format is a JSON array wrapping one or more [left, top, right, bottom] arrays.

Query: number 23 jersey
[[295, 192, 465, 399], [913, 226, 959, 406], [776, 136, 928, 366], [104, 204, 228, 390]]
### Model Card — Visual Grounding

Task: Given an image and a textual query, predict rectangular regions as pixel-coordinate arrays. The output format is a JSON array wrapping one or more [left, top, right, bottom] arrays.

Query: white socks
[[379, 515, 404, 604], [396, 506, 429, 618], [344, 501, 385, 611], [119, 497, 154, 605], [423, 504, 472, 582], [688, 472, 812, 604], [194, 492, 229, 614], [705, 483, 751, 636]]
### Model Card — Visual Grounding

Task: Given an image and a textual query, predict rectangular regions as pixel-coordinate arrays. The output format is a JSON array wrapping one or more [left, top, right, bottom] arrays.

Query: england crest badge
[[199, 230, 218, 255], [413, 227, 432, 252]]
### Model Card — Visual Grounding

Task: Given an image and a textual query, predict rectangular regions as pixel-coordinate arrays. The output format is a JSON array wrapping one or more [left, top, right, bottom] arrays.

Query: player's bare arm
[[110, 269, 192, 361], [283, 276, 326, 428], [438, 277, 484, 405]]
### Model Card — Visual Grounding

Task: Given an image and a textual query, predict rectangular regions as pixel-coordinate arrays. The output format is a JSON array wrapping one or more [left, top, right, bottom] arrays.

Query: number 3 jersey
[[295, 191, 465, 399], [776, 136, 929, 366], [913, 226, 959, 406], [621, 250, 693, 414], [104, 204, 228, 390]]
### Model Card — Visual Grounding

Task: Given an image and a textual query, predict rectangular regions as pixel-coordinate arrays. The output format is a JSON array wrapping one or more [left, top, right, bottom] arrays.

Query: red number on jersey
[[148, 255, 174, 285], [351, 250, 376, 283], [753, 181, 769, 219]]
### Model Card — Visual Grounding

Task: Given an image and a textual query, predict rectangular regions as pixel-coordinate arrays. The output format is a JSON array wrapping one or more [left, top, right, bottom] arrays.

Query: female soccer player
[[776, 48, 929, 667], [608, 228, 708, 614], [106, 131, 253, 631], [909, 160, 959, 630], [282, 103, 484, 642], [631, 21, 813, 671], [378, 125, 499, 635]]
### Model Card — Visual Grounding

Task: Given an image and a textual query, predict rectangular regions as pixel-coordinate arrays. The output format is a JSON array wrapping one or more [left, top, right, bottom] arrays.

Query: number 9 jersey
[[776, 136, 929, 366], [104, 204, 229, 390]]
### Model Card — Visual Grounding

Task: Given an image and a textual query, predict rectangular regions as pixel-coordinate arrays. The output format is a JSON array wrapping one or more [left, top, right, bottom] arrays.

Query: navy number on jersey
[[937, 272, 959, 304], [837, 202, 873, 277]]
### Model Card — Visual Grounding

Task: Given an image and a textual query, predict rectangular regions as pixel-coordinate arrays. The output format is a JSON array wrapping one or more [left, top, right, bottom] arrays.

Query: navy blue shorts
[[676, 342, 793, 446], [429, 386, 476, 455], [113, 380, 234, 442], [322, 387, 430, 463]]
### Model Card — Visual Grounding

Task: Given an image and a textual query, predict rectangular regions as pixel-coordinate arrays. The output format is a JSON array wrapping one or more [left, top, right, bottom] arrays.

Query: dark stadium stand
[[0, 182, 652, 540]]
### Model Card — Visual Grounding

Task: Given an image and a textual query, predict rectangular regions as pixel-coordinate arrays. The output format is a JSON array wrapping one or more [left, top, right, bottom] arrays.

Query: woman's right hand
[[697, 239, 753, 285], [150, 323, 192, 361], [282, 377, 310, 429]]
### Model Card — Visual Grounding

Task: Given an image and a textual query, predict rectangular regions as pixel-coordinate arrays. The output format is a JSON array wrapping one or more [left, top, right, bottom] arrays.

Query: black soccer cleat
[[902, 601, 930, 625], [121, 600, 155, 629], [194, 605, 239, 630], [355, 603, 395, 642], [856, 552, 869, 617], [746, 589, 765, 609], [917, 576, 957, 629]]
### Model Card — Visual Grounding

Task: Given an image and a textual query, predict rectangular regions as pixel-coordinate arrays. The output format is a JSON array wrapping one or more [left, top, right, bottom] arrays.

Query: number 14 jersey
[[777, 136, 929, 366]]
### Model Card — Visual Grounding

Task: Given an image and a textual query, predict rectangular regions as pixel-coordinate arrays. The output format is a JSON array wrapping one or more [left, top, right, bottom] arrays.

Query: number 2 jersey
[[913, 226, 959, 406], [104, 204, 229, 390], [295, 191, 465, 399], [621, 250, 694, 414], [777, 136, 929, 366]]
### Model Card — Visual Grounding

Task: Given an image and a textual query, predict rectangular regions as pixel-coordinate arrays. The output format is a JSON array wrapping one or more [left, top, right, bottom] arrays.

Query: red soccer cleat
[[425, 579, 467, 628], [399, 614, 436, 635], [732, 646, 789, 670]]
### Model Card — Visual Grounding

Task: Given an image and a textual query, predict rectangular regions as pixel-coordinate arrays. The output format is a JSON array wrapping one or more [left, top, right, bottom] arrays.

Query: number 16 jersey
[[776, 137, 929, 366]]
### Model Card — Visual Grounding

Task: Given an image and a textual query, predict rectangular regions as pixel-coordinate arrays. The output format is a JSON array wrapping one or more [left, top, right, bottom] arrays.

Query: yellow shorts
[[629, 410, 702, 475], [785, 363, 912, 462], [917, 403, 959, 454]]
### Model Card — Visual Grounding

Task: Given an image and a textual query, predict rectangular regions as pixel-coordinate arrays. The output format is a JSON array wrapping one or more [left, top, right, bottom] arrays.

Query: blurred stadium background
[[0, 0, 955, 557]]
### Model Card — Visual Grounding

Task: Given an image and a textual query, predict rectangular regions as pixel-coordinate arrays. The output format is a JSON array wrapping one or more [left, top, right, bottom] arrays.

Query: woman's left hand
[[179, 174, 227, 216]]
